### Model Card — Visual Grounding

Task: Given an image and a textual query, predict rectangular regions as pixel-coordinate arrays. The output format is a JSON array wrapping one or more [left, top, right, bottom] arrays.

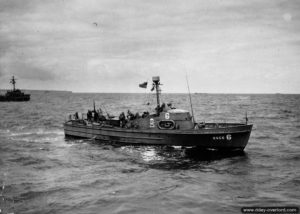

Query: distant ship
[[0, 76, 30, 102], [64, 76, 252, 151]]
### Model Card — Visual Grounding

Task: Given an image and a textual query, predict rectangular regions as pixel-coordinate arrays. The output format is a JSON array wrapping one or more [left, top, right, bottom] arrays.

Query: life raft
[[158, 120, 175, 130]]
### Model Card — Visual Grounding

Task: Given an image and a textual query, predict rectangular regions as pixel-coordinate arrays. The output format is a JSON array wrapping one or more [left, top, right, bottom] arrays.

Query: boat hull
[[0, 95, 30, 102], [64, 122, 252, 151]]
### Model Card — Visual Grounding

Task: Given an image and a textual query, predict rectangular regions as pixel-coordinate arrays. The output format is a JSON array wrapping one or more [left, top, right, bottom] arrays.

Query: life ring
[[158, 120, 175, 130], [198, 122, 205, 128]]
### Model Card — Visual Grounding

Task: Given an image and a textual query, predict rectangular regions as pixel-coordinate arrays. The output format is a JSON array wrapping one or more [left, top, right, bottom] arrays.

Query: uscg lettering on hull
[[226, 134, 232, 141], [149, 118, 155, 128], [165, 112, 170, 120], [213, 134, 232, 141], [213, 136, 225, 140]]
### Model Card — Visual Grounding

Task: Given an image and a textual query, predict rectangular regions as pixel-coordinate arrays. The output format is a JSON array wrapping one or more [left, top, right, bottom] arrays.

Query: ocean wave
[[293, 135, 300, 140], [8, 128, 63, 137], [5, 128, 64, 145], [9, 156, 45, 166], [281, 154, 300, 161], [14, 187, 78, 202], [120, 167, 147, 174]]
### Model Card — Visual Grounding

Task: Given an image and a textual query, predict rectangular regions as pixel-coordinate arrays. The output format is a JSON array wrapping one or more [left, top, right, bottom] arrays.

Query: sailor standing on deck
[[87, 110, 92, 121]]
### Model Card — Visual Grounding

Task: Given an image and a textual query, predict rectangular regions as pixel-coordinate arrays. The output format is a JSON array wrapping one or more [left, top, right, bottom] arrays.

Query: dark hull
[[64, 122, 252, 151], [0, 95, 30, 102]]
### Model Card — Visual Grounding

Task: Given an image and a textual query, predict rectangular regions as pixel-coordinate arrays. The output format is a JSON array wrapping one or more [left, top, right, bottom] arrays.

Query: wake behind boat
[[64, 76, 252, 151], [0, 76, 30, 102]]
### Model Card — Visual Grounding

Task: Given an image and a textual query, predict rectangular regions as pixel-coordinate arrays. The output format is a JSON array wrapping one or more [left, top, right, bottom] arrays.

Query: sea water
[[0, 91, 299, 214]]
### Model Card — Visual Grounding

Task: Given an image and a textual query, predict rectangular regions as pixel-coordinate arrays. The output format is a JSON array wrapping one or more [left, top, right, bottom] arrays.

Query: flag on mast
[[139, 81, 148, 88]]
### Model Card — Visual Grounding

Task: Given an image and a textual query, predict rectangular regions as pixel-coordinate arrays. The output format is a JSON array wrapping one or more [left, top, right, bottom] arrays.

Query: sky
[[0, 0, 299, 93]]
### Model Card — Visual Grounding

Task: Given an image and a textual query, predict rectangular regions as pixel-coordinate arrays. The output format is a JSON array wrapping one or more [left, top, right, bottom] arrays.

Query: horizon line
[[1, 88, 299, 95]]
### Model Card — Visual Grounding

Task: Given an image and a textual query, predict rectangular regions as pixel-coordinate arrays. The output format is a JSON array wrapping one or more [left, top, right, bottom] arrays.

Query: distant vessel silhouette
[[64, 76, 252, 151], [0, 76, 30, 102]]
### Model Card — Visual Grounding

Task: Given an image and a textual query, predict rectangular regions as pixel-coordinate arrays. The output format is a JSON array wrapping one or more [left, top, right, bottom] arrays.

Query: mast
[[152, 76, 161, 114], [10, 76, 16, 91]]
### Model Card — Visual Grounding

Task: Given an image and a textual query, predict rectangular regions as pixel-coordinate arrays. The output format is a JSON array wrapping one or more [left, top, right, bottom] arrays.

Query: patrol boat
[[64, 76, 252, 151], [0, 76, 30, 102]]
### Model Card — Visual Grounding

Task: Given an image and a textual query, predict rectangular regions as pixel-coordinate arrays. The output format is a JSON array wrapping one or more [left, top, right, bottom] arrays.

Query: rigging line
[[186, 73, 196, 123], [144, 79, 149, 105]]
